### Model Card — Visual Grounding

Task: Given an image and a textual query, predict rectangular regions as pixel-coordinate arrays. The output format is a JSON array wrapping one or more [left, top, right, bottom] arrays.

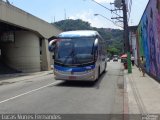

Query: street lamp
[[94, 14, 123, 28]]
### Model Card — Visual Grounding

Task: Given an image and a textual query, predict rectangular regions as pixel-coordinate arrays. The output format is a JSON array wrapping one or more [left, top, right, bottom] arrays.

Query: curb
[[123, 70, 129, 120]]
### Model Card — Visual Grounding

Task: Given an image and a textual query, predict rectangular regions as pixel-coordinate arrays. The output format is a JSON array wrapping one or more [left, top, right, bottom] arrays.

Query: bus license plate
[[69, 76, 76, 80]]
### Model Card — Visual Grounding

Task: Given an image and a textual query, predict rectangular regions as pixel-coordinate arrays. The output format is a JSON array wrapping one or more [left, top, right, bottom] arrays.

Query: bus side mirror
[[94, 39, 98, 61], [48, 39, 57, 52]]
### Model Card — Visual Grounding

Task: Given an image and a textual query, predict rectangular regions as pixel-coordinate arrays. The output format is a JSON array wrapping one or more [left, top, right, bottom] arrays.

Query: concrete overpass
[[0, 0, 62, 73]]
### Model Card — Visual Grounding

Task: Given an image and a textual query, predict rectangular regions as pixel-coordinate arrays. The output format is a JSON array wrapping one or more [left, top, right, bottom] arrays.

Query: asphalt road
[[0, 61, 124, 120]]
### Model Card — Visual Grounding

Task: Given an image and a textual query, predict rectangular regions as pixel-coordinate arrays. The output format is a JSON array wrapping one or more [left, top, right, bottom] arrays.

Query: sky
[[6, 0, 149, 29]]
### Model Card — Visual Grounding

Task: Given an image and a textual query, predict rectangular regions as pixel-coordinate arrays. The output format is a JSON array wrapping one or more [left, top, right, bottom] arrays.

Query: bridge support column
[[41, 39, 51, 71]]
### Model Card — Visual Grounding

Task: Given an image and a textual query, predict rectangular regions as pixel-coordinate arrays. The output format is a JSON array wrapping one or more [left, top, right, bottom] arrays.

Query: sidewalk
[[124, 65, 160, 115], [0, 70, 53, 83]]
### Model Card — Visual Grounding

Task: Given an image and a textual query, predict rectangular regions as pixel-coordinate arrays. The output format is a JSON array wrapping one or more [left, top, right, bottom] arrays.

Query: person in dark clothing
[[131, 55, 135, 66]]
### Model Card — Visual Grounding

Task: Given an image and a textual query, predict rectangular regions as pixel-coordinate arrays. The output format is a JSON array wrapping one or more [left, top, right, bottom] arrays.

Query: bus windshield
[[55, 37, 95, 66]]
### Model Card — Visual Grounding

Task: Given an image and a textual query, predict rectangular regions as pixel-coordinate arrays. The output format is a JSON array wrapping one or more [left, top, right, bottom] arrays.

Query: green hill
[[52, 19, 123, 55]]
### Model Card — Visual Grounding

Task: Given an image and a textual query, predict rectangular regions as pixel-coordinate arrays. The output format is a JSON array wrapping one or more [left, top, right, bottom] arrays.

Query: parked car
[[113, 57, 118, 62]]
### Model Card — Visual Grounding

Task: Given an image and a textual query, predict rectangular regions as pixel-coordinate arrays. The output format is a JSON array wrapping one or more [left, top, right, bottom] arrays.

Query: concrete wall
[[41, 39, 51, 71], [0, 1, 63, 73], [3, 31, 41, 72], [0, 0, 62, 38]]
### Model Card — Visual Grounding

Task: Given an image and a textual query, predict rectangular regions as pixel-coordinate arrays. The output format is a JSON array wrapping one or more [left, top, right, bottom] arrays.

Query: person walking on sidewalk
[[131, 55, 135, 66], [139, 56, 146, 77]]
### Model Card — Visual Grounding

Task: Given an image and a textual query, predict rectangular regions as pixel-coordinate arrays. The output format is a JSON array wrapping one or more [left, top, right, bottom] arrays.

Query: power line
[[94, 14, 123, 28], [91, 0, 122, 18]]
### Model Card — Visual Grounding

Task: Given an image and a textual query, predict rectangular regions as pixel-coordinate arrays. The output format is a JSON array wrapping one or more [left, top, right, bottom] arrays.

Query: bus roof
[[58, 30, 99, 38]]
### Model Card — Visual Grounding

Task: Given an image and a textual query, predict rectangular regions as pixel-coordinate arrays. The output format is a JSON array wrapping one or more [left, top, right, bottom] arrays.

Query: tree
[[107, 47, 119, 56]]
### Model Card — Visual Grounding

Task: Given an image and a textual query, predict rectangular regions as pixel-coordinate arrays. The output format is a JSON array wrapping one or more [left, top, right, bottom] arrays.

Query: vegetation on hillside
[[52, 19, 124, 56]]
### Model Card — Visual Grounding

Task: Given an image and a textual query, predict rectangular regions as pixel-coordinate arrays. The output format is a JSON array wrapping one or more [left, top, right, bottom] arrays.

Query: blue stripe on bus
[[54, 65, 95, 72]]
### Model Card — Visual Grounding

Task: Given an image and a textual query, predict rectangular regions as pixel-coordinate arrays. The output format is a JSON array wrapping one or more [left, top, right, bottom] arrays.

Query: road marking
[[0, 81, 61, 104]]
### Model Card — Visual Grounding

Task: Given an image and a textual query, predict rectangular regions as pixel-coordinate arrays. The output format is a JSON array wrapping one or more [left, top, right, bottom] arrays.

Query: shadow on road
[[54, 71, 107, 89]]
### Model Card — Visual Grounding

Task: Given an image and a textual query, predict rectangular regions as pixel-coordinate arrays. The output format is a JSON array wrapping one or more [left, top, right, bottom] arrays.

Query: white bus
[[48, 30, 107, 81]]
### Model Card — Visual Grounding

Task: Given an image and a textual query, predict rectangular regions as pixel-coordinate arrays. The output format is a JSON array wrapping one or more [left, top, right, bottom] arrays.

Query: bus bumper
[[54, 69, 96, 81]]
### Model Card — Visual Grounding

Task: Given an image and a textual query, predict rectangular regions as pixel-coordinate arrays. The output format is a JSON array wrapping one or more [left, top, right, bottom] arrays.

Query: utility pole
[[111, 0, 132, 73], [122, 0, 132, 73], [91, 0, 132, 73]]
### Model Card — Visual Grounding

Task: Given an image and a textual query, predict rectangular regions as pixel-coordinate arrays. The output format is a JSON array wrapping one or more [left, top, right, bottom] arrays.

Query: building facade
[[137, 0, 160, 80]]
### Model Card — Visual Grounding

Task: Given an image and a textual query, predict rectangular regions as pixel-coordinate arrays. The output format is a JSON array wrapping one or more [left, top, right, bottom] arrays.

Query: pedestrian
[[131, 55, 135, 66], [139, 56, 146, 77]]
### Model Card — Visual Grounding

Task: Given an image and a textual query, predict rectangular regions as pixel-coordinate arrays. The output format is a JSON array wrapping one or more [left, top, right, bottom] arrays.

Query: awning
[[120, 54, 127, 58]]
